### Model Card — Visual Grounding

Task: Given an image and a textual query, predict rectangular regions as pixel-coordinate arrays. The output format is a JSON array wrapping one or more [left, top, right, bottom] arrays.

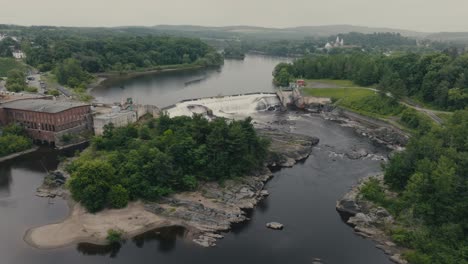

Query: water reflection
[[77, 243, 123, 258], [0, 166, 12, 197], [133, 226, 186, 252], [76, 226, 187, 258]]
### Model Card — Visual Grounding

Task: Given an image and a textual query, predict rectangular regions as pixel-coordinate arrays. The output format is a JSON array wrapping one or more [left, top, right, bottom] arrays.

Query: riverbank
[[89, 64, 209, 92], [0, 146, 39, 163], [336, 175, 408, 264], [24, 129, 318, 249], [322, 107, 409, 150]]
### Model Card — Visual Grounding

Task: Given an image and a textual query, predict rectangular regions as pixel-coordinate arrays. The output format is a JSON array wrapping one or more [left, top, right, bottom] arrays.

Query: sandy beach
[[24, 201, 176, 249]]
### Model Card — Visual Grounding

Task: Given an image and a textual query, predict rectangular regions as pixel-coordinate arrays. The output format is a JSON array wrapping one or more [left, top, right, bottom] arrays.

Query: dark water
[[0, 55, 393, 264]]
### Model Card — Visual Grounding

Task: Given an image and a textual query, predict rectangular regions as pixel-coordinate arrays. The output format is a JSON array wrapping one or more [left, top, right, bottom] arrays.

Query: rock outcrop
[[336, 175, 408, 264], [259, 129, 319, 167], [36, 170, 69, 198], [322, 108, 409, 149], [144, 130, 318, 247]]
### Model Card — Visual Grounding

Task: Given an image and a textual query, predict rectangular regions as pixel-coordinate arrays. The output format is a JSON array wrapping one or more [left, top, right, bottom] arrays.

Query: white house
[[12, 50, 26, 59]]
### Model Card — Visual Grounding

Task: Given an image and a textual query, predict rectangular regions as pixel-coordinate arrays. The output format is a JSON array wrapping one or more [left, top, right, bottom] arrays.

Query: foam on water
[[165, 93, 281, 119]]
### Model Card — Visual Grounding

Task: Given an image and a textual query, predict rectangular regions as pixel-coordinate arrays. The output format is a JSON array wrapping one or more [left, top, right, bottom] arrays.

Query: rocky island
[[25, 127, 318, 249]]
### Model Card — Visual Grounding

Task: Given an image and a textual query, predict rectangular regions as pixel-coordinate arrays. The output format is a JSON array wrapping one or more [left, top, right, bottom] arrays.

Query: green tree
[[274, 68, 291, 87], [6, 69, 26, 92], [107, 185, 129, 209]]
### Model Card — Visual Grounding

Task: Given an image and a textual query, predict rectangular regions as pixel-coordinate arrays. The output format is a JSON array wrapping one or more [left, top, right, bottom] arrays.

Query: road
[[401, 99, 450, 125]]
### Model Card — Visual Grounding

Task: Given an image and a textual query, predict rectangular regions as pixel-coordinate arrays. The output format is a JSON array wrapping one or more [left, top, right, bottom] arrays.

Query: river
[[0, 55, 392, 264]]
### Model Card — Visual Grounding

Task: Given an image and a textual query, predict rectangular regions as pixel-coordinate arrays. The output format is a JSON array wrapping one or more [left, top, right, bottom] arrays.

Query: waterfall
[[166, 93, 281, 119]]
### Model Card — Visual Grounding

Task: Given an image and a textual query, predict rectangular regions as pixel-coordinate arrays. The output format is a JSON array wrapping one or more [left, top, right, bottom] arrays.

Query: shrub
[[48, 89, 60, 96], [403, 251, 432, 264], [106, 229, 123, 244], [25, 86, 38, 93], [360, 178, 387, 205]]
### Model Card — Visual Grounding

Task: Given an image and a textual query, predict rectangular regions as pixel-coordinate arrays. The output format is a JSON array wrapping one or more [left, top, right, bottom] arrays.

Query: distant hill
[[2, 23, 468, 43], [426, 32, 468, 43], [287, 25, 428, 37], [146, 24, 432, 41]]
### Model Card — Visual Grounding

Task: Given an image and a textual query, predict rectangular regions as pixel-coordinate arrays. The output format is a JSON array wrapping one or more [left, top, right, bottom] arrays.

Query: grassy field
[[304, 79, 357, 88], [303, 79, 452, 134], [0, 58, 28, 77], [303, 77, 409, 120], [303, 87, 375, 100]]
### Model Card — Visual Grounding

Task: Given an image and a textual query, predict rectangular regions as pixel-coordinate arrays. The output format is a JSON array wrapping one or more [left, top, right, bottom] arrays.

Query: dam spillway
[[164, 93, 281, 119]]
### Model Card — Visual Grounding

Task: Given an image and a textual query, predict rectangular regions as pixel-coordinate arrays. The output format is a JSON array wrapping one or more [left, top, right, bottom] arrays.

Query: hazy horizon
[[1, 0, 468, 33]]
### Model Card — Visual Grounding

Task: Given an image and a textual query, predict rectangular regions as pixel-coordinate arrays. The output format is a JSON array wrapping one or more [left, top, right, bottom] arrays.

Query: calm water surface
[[91, 55, 288, 107], [0, 55, 392, 264]]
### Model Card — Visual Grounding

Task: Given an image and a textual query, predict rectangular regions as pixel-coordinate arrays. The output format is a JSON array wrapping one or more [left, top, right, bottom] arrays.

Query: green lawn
[[303, 87, 375, 100], [303, 79, 356, 88], [0, 58, 28, 77], [303, 87, 405, 118]]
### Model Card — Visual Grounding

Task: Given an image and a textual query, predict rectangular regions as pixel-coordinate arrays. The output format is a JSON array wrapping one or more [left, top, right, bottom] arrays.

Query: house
[[12, 50, 25, 59]]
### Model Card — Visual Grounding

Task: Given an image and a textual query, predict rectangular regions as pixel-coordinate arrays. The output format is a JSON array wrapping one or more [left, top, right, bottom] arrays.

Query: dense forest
[[0, 124, 33, 157], [361, 110, 468, 264], [66, 115, 269, 212], [0, 27, 224, 88], [222, 42, 245, 59], [328, 32, 417, 48], [240, 32, 435, 57], [274, 51, 468, 110], [23, 35, 223, 87]]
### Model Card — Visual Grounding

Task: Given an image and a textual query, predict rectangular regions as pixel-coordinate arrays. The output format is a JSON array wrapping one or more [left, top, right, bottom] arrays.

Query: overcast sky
[[1, 0, 467, 32]]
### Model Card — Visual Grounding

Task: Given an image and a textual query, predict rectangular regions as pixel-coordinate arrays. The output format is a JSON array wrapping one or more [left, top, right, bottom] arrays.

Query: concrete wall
[[136, 104, 160, 119], [94, 111, 137, 135]]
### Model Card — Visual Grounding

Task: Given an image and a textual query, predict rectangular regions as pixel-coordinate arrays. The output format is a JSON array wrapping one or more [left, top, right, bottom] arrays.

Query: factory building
[[0, 98, 93, 145]]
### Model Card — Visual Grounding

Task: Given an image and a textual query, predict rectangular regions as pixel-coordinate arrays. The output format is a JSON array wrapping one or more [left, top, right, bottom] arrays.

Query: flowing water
[[0, 55, 392, 264]]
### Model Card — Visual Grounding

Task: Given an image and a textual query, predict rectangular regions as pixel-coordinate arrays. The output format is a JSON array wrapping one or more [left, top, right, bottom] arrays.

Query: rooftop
[[0, 99, 89, 113], [94, 110, 136, 120]]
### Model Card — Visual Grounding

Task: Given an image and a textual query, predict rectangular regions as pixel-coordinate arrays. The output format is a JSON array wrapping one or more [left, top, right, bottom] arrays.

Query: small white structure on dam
[[165, 93, 281, 119]]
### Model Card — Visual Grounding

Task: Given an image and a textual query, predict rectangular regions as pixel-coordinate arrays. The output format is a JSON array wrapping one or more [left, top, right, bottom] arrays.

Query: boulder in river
[[266, 222, 284, 230]]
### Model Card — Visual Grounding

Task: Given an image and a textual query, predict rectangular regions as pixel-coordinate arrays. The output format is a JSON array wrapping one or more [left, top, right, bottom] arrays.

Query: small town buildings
[[0, 98, 93, 145], [324, 36, 345, 50], [12, 50, 25, 59], [93, 106, 137, 135]]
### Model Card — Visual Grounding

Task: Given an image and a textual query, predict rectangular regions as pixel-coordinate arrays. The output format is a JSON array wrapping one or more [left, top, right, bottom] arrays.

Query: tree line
[[0, 28, 224, 89], [274, 51, 468, 110], [66, 115, 269, 212], [22, 35, 223, 88], [362, 110, 468, 264]]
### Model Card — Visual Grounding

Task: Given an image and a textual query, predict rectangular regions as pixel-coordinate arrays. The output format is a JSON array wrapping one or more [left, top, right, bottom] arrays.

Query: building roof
[[0, 99, 89, 113], [94, 110, 136, 120]]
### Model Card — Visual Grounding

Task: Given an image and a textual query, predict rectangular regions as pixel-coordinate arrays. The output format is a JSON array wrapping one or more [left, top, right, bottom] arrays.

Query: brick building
[[0, 99, 93, 145]]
